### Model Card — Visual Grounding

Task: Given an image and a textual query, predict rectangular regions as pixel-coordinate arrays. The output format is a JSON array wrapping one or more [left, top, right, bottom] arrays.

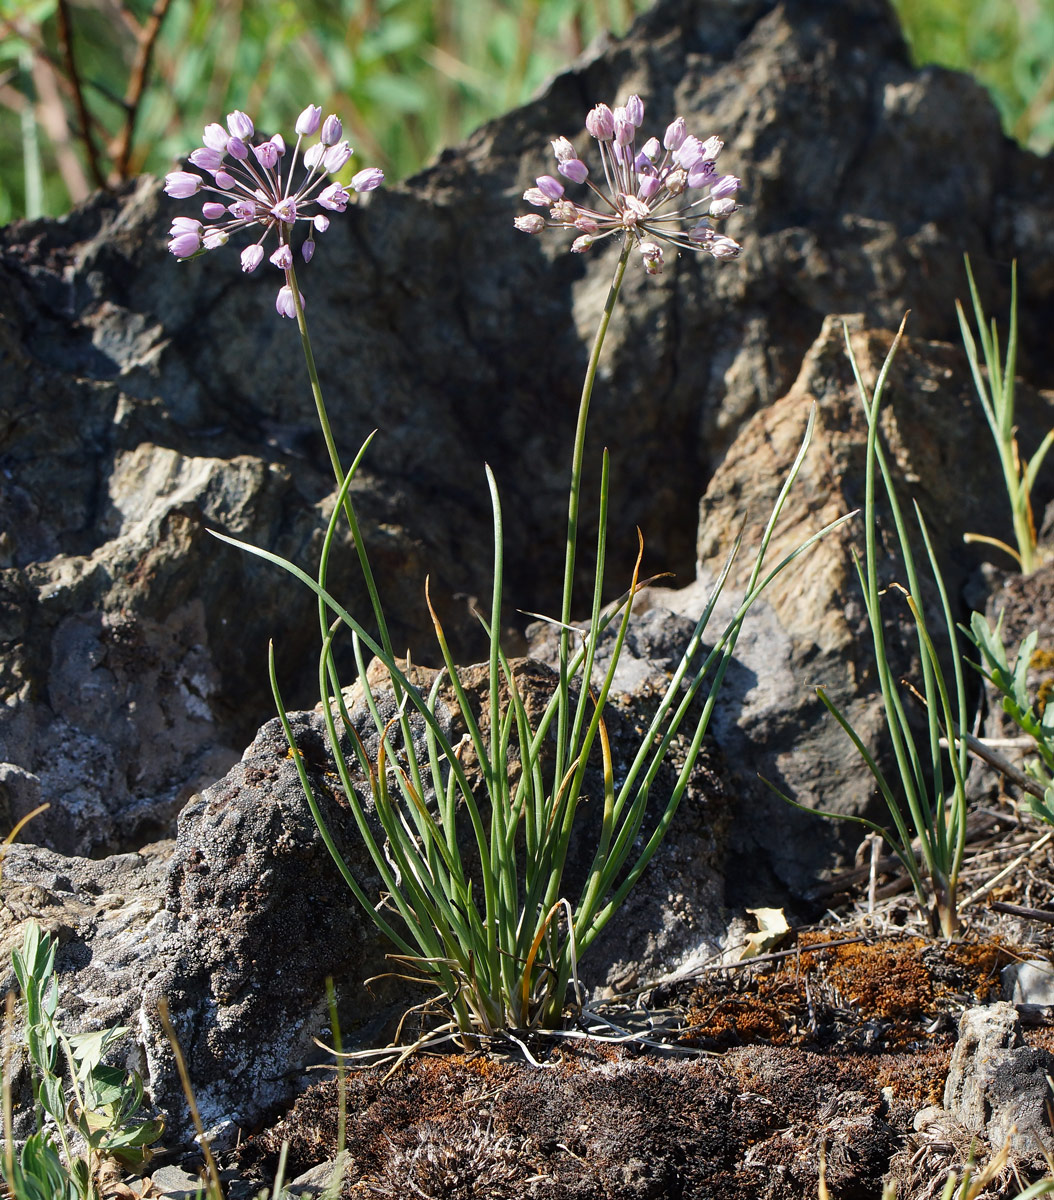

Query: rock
[[943, 1002, 1054, 1158], [4, 0, 1054, 857], [2, 655, 733, 1146]]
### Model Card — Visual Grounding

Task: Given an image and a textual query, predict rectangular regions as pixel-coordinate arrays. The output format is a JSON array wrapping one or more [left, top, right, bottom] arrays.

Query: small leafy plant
[[1, 922, 163, 1200], [965, 610, 1054, 825], [959, 256, 1054, 573], [774, 319, 970, 938]]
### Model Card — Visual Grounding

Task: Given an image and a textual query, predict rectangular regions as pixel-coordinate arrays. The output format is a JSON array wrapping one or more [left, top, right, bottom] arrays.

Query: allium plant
[[514, 94, 741, 274], [193, 98, 840, 1043]]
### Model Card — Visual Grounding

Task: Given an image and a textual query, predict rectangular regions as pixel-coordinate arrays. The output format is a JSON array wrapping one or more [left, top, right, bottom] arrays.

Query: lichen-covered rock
[[944, 1002, 1054, 1159]]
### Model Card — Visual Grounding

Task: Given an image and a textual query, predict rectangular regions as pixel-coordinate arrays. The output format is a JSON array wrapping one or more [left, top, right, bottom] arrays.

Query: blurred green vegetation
[[0, 0, 1051, 224]]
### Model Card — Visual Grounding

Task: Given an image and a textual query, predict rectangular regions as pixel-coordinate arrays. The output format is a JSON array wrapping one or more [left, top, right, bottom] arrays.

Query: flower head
[[516, 97, 742, 273], [164, 106, 384, 316]]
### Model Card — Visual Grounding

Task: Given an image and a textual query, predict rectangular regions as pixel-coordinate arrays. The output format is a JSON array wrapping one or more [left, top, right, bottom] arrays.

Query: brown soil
[[231, 931, 1052, 1199]]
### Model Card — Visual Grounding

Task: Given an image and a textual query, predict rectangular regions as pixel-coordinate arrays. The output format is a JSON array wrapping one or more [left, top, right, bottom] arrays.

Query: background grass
[[0, 0, 1052, 223]]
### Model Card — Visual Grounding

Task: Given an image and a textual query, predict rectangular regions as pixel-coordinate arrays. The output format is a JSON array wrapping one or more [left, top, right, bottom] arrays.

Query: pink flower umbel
[[164, 106, 384, 316], [515, 95, 741, 274]]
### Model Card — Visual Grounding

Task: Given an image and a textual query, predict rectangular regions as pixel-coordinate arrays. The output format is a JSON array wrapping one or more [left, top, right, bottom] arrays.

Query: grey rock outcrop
[[4, 0, 1054, 857]]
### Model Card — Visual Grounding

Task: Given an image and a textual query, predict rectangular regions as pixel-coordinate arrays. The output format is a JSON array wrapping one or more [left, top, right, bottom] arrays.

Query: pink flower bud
[[320, 114, 342, 145], [270, 134, 286, 155], [227, 137, 249, 161], [351, 167, 384, 192], [202, 202, 227, 219], [700, 135, 723, 162], [640, 137, 660, 161], [514, 214, 545, 234], [164, 171, 203, 198], [296, 105, 322, 136], [276, 285, 304, 319], [613, 115, 634, 146], [303, 143, 324, 170], [535, 175, 564, 201], [571, 234, 594, 253], [214, 170, 236, 189], [302, 237, 315, 263], [167, 231, 201, 258], [203, 123, 228, 151], [585, 104, 614, 140], [625, 95, 644, 126], [323, 141, 352, 173], [709, 173, 740, 199], [318, 183, 349, 212], [202, 229, 228, 250], [189, 147, 225, 171], [227, 110, 254, 139], [664, 167, 687, 195], [313, 213, 330, 232], [169, 216, 202, 234], [241, 245, 264, 273], [229, 200, 256, 220], [550, 200, 577, 222], [708, 235, 741, 260], [639, 241, 663, 275], [558, 158, 588, 184], [269, 243, 293, 269], [574, 215, 599, 234], [663, 118, 686, 151], [709, 196, 738, 218], [523, 187, 549, 207], [638, 173, 661, 200]]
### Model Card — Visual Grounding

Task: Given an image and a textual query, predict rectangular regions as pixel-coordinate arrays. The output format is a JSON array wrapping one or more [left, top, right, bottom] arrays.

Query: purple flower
[[202, 123, 228, 151], [351, 167, 384, 192], [323, 141, 353, 173], [189, 147, 225, 171], [164, 171, 203, 198], [271, 198, 298, 224], [253, 140, 280, 170], [269, 244, 293, 269], [167, 217, 203, 258], [318, 183, 349, 212], [163, 106, 384, 313], [276, 285, 304, 318], [241, 245, 264, 272], [513, 95, 742, 273]]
